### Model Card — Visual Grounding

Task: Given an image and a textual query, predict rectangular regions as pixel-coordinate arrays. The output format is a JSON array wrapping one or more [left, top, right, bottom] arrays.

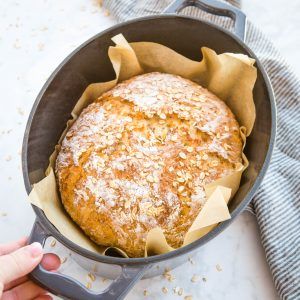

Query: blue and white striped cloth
[[103, 1, 300, 299]]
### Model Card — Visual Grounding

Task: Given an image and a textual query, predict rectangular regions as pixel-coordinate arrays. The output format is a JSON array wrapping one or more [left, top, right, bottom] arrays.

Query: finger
[[0, 242, 43, 285], [41, 253, 61, 271], [4, 276, 27, 291], [0, 237, 28, 255], [4, 253, 61, 291], [2, 280, 48, 300], [4, 254, 61, 291], [34, 295, 52, 300]]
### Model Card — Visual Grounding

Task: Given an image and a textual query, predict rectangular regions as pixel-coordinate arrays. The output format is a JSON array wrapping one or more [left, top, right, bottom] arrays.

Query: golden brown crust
[[56, 72, 243, 257]]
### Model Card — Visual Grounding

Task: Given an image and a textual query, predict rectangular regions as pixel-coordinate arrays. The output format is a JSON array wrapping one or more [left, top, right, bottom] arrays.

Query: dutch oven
[[22, 0, 276, 298]]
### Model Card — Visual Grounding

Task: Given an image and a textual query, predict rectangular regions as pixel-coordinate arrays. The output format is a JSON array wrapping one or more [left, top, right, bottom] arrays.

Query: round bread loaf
[[56, 72, 243, 257]]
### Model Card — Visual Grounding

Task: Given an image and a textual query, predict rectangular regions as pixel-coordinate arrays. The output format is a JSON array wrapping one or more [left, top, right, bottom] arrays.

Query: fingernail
[[28, 242, 43, 258]]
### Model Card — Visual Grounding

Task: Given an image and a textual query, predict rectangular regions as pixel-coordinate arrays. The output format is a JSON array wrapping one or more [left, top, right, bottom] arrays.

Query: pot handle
[[28, 220, 150, 300], [164, 0, 246, 41]]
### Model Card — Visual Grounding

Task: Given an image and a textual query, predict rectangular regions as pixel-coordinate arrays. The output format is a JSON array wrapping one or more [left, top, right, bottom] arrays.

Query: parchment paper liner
[[29, 34, 256, 258]]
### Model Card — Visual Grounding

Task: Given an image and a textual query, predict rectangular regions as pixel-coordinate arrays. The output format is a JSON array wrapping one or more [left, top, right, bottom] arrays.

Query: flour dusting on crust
[[56, 72, 243, 257]]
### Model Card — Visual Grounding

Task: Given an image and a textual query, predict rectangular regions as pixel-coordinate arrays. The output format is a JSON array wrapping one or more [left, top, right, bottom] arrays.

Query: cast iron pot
[[22, 0, 276, 299]]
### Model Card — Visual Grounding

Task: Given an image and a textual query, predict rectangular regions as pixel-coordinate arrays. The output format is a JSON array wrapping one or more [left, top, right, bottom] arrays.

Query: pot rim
[[22, 14, 276, 265]]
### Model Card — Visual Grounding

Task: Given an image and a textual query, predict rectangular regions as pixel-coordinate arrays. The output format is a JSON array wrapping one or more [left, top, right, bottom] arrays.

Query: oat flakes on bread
[[55, 72, 243, 257]]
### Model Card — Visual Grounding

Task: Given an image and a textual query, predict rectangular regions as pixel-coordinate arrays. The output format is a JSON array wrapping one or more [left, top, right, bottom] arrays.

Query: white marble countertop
[[0, 0, 299, 299]]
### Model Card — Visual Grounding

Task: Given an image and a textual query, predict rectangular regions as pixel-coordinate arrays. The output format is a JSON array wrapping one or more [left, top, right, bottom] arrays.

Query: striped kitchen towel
[[102, 0, 300, 299]]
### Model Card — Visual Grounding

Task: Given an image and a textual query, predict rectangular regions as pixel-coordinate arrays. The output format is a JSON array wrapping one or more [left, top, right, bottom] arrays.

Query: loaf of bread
[[56, 72, 243, 257]]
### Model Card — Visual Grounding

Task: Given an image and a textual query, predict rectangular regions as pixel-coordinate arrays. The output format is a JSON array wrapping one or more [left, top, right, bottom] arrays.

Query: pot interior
[[23, 15, 274, 260]]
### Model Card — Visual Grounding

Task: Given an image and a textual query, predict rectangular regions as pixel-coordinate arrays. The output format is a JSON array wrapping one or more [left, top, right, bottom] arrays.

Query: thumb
[[0, 242, 43, 285]]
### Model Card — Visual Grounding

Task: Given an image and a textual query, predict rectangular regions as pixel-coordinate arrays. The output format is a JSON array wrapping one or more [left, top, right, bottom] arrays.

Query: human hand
[[0, 237, 61, 300]]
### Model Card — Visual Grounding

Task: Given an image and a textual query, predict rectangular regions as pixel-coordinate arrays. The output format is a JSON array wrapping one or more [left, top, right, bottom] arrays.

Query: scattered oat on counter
[[38, 43, 44, 51], [86, 282, 92, 289], [102, 278, 107, 282], [173, 286, 184, 296], [88, 272, 96, 282], [5, 155, 12, 162], [216, 264, 222, 272], [93, 0, 103, 7], [104, 9, 110, 16], [162, 286, 168, 294], [13, 39, 21, 49], [61, 257, 67, 264], [191, 275, 199, 283], [17, 107, 24, 116], [184, 296, 193, 300], [50, 240, 56, 247], [163, 268, 175, 282], [188, 257, 195, 265], [143, 290, 149, 296]]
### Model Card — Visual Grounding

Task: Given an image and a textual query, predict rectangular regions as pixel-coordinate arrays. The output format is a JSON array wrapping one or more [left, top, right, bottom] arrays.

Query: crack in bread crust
[[56, 72, 243, 257]]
